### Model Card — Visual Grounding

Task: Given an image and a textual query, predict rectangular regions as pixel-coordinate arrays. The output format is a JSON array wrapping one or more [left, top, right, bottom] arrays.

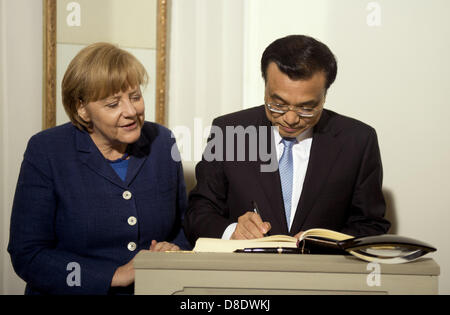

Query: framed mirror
[[43, 0, 168, 130]]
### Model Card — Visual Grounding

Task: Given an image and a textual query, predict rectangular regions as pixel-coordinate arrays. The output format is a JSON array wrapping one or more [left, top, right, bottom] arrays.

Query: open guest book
[[193, 228, 437, 264]]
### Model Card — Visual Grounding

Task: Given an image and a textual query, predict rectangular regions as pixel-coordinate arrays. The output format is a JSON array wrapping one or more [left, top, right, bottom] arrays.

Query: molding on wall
[[42, 0, 56, 130], [155, 0, 168, 126]]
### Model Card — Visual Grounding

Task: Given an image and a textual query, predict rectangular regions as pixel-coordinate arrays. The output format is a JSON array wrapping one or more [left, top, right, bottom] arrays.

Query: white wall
[[168, 0, 245, 191], [0, 0, 5, 295], [0, 0, 42, 294], [57, 0, 157, 49]]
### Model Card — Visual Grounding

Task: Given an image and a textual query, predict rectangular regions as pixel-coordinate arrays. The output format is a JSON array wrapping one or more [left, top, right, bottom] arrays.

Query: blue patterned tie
[[279, 138, 296, 230]]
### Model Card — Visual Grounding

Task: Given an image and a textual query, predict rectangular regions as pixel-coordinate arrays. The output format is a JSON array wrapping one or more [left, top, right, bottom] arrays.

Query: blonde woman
[[8, 43, 191, 295]]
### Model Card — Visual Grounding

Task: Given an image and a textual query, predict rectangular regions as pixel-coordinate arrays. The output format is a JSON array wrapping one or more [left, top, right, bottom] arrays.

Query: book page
[[300, 228, 353, 242], [193, 235, 298, 253]]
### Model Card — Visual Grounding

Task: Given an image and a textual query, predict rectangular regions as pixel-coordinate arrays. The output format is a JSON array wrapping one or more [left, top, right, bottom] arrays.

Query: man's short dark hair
[[261, 35, 337, 89]]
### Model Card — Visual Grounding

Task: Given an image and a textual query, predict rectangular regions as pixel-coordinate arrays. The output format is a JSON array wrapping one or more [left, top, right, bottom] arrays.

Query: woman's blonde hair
[[62, 42, 148, 130]]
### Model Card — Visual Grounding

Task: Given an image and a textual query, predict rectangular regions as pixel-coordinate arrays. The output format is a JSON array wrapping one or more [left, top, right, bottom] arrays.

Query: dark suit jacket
[[185, 105, 390, 244], [8, 122, 191, 295]]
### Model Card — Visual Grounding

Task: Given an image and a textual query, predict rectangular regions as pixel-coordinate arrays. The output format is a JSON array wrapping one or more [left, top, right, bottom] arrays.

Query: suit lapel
[[75, 127, 151, 189], [124, 132, 150, 186], [75, 129, 126, 188], [290, 110, 343, 234], [254, 107, 289, 235]]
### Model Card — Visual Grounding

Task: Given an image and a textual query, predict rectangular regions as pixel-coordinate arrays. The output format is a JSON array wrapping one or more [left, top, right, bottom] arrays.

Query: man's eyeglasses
[[265, 102, 321, 118]]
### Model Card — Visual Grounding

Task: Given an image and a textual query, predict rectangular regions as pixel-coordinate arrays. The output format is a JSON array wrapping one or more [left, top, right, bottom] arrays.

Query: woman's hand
[[149, 240, 180, 252], [111, 240, 180, 287], [111, 255, 137, 288], [111, 240, 181, 287]]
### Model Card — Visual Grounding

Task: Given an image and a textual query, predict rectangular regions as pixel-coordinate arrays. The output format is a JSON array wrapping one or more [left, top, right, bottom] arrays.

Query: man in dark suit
[[184, 35, 390, 244]]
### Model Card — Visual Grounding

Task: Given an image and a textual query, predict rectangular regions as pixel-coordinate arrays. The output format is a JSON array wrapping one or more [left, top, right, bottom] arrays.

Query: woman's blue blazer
[[8, 122, 191, 294]]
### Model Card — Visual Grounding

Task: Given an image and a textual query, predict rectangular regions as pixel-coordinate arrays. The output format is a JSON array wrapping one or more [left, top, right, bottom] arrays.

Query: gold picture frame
[[42, 0, 168, 130]]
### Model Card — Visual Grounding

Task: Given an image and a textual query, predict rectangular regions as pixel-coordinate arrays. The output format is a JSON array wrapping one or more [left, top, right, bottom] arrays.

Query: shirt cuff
[[221, 223, 238, 240]]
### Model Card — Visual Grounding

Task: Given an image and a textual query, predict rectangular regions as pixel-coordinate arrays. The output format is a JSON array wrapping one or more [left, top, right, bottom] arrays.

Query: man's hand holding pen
[[231, 212, 272, 240]]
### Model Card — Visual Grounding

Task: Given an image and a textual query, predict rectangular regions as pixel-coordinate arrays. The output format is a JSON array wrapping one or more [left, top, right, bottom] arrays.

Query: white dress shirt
[[222, 127, 313, 239]]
